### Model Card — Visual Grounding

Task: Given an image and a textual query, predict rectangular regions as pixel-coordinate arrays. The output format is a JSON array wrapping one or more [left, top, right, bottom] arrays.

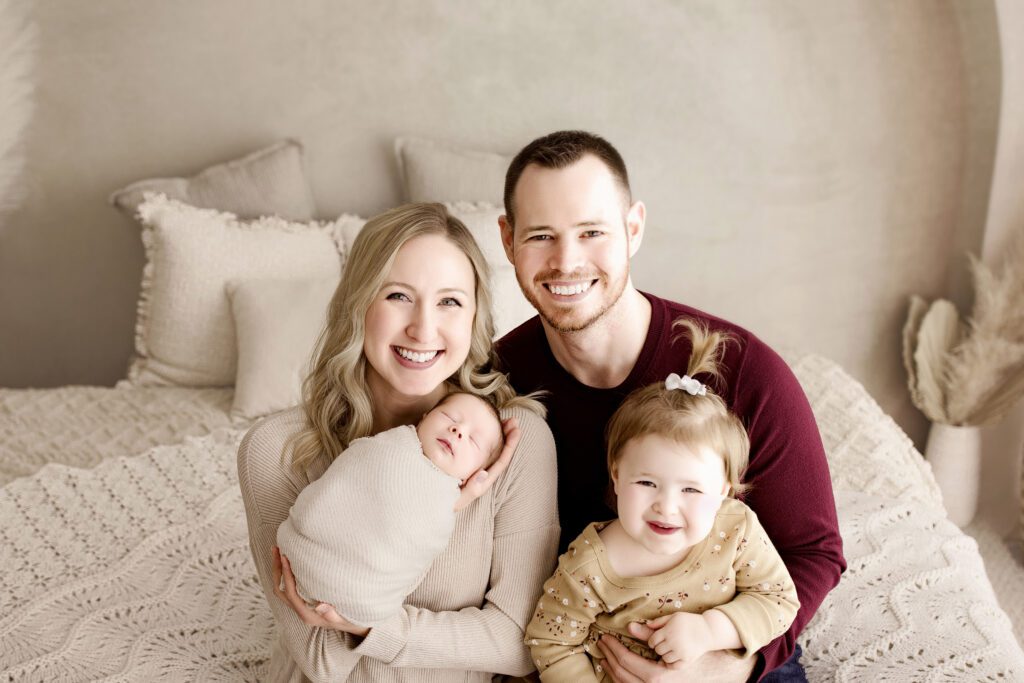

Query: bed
[[2, 350, 1022, 681]]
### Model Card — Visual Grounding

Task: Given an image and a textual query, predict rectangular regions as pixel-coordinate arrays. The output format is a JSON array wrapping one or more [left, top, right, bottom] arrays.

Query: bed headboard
[[0, 0, 1003, 448]]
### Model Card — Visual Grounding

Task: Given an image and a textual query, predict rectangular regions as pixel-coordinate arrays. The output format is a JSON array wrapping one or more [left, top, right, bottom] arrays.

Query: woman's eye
[[386, 292, 411, 302], [439, 297, 462, 307]]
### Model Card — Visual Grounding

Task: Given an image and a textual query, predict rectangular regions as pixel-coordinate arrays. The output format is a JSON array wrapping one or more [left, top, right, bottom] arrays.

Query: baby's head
[[417, 391, 504, 483], [604, 371, 750, 557]]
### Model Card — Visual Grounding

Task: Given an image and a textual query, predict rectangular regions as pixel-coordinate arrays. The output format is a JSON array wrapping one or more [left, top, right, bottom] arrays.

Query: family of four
[[237, 131, 846, 682]]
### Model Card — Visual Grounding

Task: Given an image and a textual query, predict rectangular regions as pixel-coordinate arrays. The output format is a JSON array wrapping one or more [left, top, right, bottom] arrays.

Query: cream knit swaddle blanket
[[276, 425, 459, 627]]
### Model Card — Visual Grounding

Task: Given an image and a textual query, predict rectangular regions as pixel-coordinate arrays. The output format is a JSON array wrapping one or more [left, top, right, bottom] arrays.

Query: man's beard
[[519, 267, 629, 334]]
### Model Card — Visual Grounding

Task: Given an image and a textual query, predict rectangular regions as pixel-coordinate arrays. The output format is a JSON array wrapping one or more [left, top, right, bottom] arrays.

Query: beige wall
[[0, 1, 1004, 454]]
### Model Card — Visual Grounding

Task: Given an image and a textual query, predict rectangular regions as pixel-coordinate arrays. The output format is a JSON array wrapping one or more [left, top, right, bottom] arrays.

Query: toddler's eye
[[683, 487, 703, 494], [636, 480, 655, 487]]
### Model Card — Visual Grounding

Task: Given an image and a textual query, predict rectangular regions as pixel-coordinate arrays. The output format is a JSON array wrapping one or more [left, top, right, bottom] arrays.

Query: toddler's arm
[[706, 505, 800, 656], [525, 552, 603, 683]]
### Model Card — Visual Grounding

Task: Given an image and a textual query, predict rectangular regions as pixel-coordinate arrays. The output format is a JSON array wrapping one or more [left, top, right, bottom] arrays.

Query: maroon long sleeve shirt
[[494, 292, 845, 680]]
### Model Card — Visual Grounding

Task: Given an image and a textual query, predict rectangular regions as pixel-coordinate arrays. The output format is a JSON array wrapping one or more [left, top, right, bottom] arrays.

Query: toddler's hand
[[630, 612, 716, 665]]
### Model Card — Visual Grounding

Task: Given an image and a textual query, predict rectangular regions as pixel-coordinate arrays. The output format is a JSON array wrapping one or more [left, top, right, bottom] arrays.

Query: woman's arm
[[352, 407, 560, 676], [236, 412, 363, 683]]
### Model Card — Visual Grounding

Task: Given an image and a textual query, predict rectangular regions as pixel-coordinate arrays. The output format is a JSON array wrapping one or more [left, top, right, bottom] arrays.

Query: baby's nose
[[449, 424, 462, 438]]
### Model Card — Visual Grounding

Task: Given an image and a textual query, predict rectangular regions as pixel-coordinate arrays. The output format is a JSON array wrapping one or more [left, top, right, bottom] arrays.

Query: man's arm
[[731, 341, 846, 678]]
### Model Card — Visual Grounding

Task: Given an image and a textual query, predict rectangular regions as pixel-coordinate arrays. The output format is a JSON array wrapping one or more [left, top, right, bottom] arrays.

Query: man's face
[[500, 155, 644, 333]]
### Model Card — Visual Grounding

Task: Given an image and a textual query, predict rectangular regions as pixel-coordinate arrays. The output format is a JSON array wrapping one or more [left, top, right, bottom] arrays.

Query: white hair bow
[[665, 373, 706, 396]]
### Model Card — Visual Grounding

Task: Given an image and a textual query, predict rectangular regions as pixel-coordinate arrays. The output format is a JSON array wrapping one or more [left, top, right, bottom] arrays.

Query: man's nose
[[549, 238, 585, 273]]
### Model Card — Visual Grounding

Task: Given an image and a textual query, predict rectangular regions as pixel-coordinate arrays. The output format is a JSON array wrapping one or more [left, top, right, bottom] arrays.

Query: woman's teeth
[[548, 281, 593, 296], [396, 347, 439, 363]]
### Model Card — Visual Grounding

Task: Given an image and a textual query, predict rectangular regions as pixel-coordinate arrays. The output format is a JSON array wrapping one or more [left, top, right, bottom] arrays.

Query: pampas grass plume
[[905, 228, 1024, 426]]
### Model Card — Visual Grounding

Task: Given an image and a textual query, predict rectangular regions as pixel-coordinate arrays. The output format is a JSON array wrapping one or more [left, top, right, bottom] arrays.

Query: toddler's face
[[611, 433, 729, 559], [417, 393, 503, 482]]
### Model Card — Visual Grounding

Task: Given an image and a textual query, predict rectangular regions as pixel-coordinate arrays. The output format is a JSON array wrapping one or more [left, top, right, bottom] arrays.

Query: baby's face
[[417, 393, 503, 482]]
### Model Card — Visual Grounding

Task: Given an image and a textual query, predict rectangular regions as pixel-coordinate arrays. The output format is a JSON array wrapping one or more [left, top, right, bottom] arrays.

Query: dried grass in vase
[[903, 227, 1024, 427]]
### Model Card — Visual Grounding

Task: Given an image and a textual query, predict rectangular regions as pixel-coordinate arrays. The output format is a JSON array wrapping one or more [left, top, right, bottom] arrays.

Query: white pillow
[[395, 137, 510, 206], [128, 193, 359, 387], [227, 276, 340, 420]]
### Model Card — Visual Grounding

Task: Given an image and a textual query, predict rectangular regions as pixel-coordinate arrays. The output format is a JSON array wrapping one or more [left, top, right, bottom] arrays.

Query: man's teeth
[[548, 281, 593, 296], [396, 347, 438, 363]]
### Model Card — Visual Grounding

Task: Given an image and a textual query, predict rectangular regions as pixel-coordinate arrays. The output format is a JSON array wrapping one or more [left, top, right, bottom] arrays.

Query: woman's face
[[364, 233, 478, 403]]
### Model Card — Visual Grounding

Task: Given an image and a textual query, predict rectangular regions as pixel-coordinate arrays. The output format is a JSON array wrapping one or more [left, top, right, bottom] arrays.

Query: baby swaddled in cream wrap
[[276, 392, 504, 627]]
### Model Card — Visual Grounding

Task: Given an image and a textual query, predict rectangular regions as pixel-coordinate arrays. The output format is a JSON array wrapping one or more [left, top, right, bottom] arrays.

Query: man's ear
[[498, 214, 515, 264], [625, 200, 645, 258]]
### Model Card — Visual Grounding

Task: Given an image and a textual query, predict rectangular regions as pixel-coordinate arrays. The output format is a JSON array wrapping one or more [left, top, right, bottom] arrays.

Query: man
[[493, 131, 844, 682]]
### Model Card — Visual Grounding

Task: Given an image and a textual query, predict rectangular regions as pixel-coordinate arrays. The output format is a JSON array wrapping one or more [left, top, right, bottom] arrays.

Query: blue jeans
[[760, 644, 807, 682]]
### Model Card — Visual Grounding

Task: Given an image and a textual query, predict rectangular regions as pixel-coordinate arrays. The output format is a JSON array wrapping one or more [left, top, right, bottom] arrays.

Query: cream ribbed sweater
[[275, 425, 460, 628], [237, 405, 559, 683]]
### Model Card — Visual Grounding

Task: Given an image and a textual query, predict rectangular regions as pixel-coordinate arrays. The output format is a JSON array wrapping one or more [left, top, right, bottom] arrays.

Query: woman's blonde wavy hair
[[605, 317, 749, 496], [290, 202, 541, 472]]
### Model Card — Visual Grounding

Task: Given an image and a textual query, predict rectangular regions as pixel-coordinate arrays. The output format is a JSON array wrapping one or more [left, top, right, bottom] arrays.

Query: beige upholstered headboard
[[0, 1, 1003, 450]]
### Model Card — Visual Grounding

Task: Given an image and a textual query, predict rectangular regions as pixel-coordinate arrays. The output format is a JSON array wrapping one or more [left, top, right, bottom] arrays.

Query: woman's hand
[[454, 416, 520, 511], [272, 546, 370, 638]]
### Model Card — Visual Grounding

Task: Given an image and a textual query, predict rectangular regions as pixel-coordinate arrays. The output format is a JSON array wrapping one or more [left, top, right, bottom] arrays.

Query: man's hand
[[454, 416, 520, 511], [598, 629, 755, 683]]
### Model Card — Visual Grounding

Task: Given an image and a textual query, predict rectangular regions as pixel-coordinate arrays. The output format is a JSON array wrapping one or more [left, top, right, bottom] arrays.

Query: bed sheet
[[1, 355, 1021, 681]]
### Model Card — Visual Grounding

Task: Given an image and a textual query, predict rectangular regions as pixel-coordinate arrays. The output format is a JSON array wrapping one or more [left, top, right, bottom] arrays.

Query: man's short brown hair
[[503, 130, 632, 228]]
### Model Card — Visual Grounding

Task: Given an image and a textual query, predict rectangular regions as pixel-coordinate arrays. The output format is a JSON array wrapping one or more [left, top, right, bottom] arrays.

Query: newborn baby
[[276, 391, 504, 627]]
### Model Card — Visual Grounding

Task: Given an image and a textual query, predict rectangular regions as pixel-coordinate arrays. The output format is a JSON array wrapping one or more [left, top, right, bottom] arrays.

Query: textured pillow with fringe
[[128, 193, 359, 387]]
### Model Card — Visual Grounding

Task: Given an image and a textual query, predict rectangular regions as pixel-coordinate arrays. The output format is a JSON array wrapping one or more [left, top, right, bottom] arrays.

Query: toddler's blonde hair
[[605, 317, 749, 496]]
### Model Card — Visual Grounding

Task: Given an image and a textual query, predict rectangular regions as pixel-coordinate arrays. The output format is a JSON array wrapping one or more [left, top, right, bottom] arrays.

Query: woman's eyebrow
[[381, 282, 469, 297]]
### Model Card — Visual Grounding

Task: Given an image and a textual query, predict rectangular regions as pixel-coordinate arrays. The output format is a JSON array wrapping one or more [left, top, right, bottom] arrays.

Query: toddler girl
[[276, 390, 504, 628], [525, 318, 800, 681]]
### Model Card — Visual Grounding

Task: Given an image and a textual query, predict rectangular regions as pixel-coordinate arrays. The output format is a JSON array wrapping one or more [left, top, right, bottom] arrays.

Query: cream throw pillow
[[129, 193, 357, 387], [110, 139, 317, 221], [395, 137, 510, 206], [227, 276, 340, 420]]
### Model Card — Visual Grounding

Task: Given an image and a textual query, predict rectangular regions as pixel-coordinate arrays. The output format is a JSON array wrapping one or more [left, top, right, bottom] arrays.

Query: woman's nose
[[407, 303, 436, 341]]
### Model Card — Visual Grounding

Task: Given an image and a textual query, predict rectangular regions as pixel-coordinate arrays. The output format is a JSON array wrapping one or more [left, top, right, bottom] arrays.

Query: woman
[[237, 202, 559, 682]]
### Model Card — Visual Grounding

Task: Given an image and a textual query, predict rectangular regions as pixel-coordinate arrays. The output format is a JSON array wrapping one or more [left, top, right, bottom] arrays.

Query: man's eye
[[582, 230, 603, 238], [527, 234, 552, 241], [439, 297, 462, 307], [386, 292, 411, 302]]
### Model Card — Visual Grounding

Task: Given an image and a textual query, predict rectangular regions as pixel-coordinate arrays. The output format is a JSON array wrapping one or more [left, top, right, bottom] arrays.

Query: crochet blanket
[[0, 385, 235, 486], [1, 355, 1021, 680]]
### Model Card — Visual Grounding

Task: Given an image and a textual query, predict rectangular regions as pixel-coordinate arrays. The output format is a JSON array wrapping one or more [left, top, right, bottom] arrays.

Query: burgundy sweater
[[494, 292, 845, 680]]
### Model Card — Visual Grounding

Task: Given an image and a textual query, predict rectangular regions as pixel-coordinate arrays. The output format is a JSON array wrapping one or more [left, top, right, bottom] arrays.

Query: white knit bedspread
[[0, 385, 236, 486], [1, 354, 1022, 681]]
